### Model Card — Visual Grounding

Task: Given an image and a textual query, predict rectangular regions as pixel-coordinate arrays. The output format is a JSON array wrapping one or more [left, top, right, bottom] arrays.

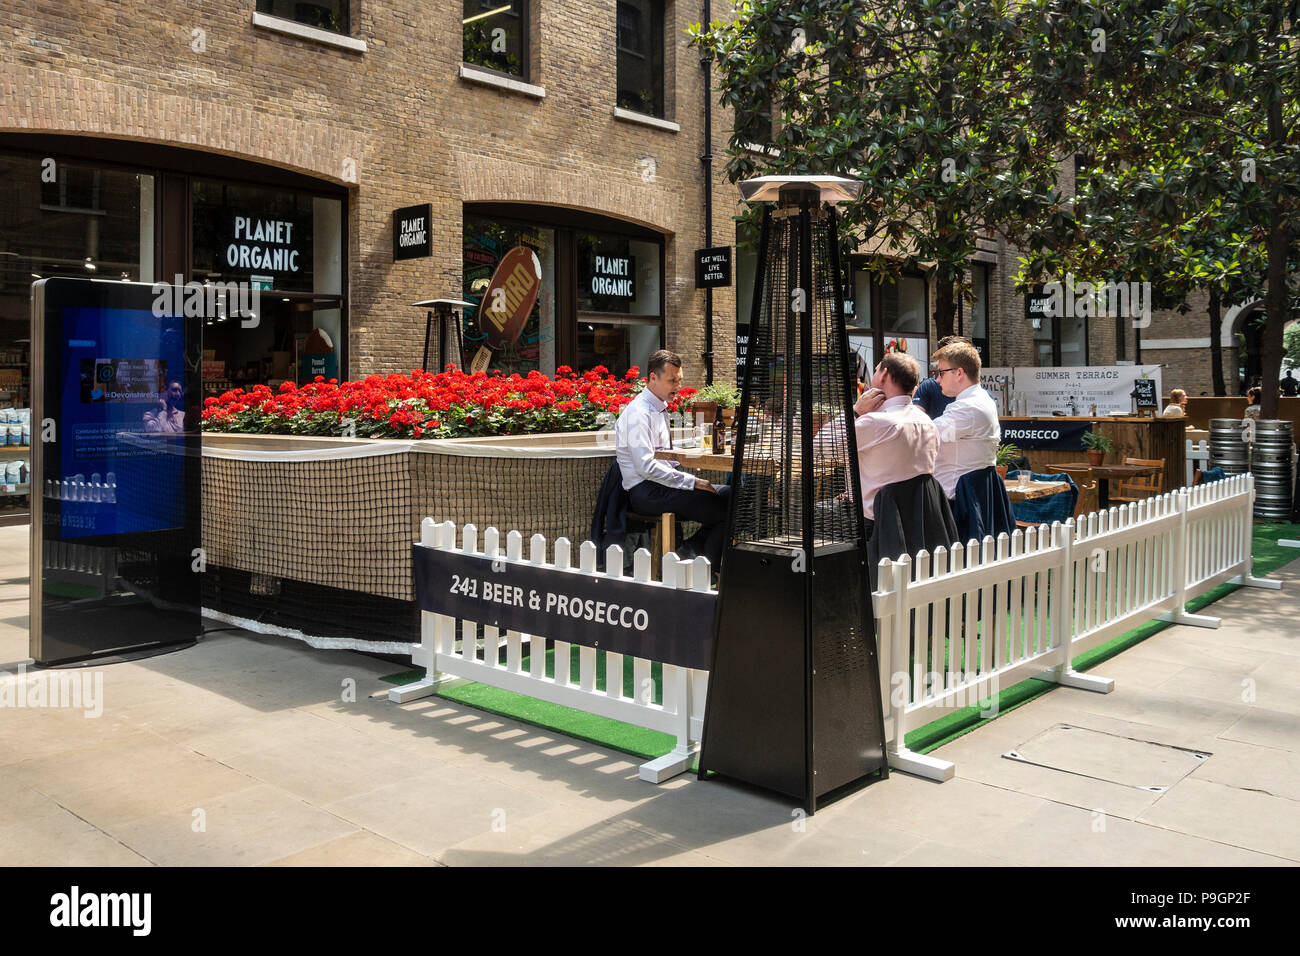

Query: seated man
[[615, 349, 730, 567], [930, 341, 1001, 500], [1161, 388, 1187, 418], [851, 352, 939, 536]]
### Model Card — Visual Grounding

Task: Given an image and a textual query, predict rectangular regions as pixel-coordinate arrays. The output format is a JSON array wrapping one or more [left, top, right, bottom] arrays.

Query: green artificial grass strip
[[908, 520, 1300, 754], [380, 645, 676, 761]]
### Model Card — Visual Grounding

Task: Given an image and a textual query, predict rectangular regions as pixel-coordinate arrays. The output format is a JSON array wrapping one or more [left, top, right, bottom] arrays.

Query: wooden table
[[1005, 478, 1069, 503], [655, 448, 838, 477], [1056, 462, 1162, 510]]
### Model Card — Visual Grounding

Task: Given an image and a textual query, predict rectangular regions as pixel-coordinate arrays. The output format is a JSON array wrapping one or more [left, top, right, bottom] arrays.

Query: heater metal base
[[699, 543, 888, 813]]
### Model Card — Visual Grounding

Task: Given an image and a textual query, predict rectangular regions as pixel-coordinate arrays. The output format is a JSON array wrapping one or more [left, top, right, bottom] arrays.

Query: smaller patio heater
[[698, 175, 889, 813], [414, 298, 472, 371]]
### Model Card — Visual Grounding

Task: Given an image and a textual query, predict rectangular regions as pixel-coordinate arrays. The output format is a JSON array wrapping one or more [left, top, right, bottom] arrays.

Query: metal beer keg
[[1209, 418, 1250, 475], [1251, 419, 1295, 520]]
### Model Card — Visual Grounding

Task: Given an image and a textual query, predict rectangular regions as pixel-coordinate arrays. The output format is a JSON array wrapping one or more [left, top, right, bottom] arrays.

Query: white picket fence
[[872, 473, 1280, 781], [390, 519, 712, 783], [390, 475, 1279, 786]]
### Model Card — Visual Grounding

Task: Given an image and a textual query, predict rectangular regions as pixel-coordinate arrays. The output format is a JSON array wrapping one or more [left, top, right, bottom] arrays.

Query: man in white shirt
[[930, 341, 1001, 499], [850, 352, 940, 532], [616, 349, 730, 566]]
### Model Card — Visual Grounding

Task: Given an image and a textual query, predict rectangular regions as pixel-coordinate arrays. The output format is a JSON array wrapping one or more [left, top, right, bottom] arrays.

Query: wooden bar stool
[[627, 511, 676, 568]]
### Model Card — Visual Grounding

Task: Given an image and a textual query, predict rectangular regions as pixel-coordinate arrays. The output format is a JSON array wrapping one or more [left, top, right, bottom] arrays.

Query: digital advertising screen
[[31, 278, 201, 667]]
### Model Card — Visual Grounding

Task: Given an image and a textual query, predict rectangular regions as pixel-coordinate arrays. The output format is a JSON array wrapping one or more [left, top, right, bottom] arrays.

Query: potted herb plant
[[1081, 430, 1114, 466], [995, 442, 1021, 479], [690, 382, 741, 427]]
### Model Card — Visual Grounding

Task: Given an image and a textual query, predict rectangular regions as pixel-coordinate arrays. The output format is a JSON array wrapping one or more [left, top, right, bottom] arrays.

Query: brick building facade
[[0, 0, 1260, 405]]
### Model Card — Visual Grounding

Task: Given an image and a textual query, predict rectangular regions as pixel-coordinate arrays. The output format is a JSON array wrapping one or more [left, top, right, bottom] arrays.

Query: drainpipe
[[701, 0, 714, 385]]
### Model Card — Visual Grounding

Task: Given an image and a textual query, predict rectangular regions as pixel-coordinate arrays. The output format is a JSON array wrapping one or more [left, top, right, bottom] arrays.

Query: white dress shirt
[[615, 388, 696, 491], [855, 396, 940, 519], [933, 382, 1001, 498]]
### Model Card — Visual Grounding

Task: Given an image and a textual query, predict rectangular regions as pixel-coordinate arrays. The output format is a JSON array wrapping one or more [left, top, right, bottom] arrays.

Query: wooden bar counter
[[999, 416, 1189, 492]]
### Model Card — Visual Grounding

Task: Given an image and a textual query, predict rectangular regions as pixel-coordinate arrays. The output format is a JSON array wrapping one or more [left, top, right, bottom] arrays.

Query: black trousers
[[627, 481, 731, 568]]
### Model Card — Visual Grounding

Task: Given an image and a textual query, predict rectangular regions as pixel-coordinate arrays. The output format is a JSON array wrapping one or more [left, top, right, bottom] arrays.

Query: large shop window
[[0, 154, 155, 520], [847, 261, 929, 379], [191, 180, 344, 393], [576, 231, 661, 374], [463, 217, 556, 376], [616, 0, 665, 117], [462, 212, 662, 377], [0, 156, 155, 415], [257, 0, 350, 34], [1034, 298, 1089, 367], [463, 0, 529, 79]]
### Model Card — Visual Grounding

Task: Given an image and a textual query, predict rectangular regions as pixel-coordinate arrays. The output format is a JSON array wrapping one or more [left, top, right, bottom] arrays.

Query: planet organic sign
[[393, 203, 432, 261], [226, 216, 300, 273], [478, 246, 542, 348]]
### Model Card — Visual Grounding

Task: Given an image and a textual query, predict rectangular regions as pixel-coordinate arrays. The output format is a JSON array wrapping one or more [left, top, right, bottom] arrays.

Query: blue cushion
[[1200, 466, 1227, 485], [1008, 469, 1079, 526]]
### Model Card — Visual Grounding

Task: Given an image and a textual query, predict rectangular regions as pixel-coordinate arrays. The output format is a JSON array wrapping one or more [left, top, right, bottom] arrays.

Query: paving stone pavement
[[1, 524, 1297, 866]]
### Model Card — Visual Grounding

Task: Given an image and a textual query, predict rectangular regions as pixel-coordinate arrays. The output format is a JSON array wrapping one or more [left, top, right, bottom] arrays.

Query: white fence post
[[1157, 489, 1221, 628], [389, 518, 460, 703], [1036, 518, 1113, 693], [639, 553, 708, 783], [882, 555, 954, 781], [1229, 473, 1284, 590]]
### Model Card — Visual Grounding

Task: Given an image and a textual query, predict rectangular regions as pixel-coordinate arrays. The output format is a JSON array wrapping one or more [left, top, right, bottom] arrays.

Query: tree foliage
[[692, 0, 1073, 338]]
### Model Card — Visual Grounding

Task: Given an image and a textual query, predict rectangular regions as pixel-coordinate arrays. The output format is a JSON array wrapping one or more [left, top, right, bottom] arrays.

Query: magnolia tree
[[697, 1, 1297, 410], [692, 0, 1074, 339], [1013, 0, 1299, 411]]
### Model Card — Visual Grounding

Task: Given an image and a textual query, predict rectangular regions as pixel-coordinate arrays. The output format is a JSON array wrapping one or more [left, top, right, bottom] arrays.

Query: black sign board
[[1026, 287, 1055, 319], [695, 246, 732, 288], [30, 278, 202, 666], [1133, 378, 1158, 408], [413, 544, 715, 670], [999, 420, 1094, 451], [393, 203, 432, 261]]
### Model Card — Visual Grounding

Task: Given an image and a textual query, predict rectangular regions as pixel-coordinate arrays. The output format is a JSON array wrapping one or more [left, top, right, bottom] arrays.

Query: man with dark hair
[[913, 335, 972, 419], [615, 349, 731, 566], [849, 352, 939, 532]]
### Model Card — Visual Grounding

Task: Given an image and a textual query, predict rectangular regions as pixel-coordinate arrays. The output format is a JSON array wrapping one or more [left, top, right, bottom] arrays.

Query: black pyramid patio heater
[[698, 175, 889, 813]]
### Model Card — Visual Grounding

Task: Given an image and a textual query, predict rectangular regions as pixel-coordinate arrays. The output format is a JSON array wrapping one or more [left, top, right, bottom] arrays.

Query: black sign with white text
[[1133, 378, 1158, 408], [1026, 288, 1054, 319], [413, 545, 715, 670], [393, 203, 432, 261], [695, 246, 732, 288], [999, 419, 1094, 450]]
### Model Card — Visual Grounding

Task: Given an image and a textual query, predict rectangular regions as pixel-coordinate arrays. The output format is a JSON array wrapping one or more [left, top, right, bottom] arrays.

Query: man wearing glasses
[[930, 341, 1000, 499]]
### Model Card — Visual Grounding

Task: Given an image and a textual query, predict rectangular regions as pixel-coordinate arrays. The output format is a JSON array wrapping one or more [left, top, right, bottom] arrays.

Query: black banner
[[1000, 419, 1094, 450], [413, 545, 715, 670]]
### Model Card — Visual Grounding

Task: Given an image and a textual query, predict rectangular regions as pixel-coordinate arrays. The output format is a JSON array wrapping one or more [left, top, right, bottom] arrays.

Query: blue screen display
[[57, 306, 188, 539]]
